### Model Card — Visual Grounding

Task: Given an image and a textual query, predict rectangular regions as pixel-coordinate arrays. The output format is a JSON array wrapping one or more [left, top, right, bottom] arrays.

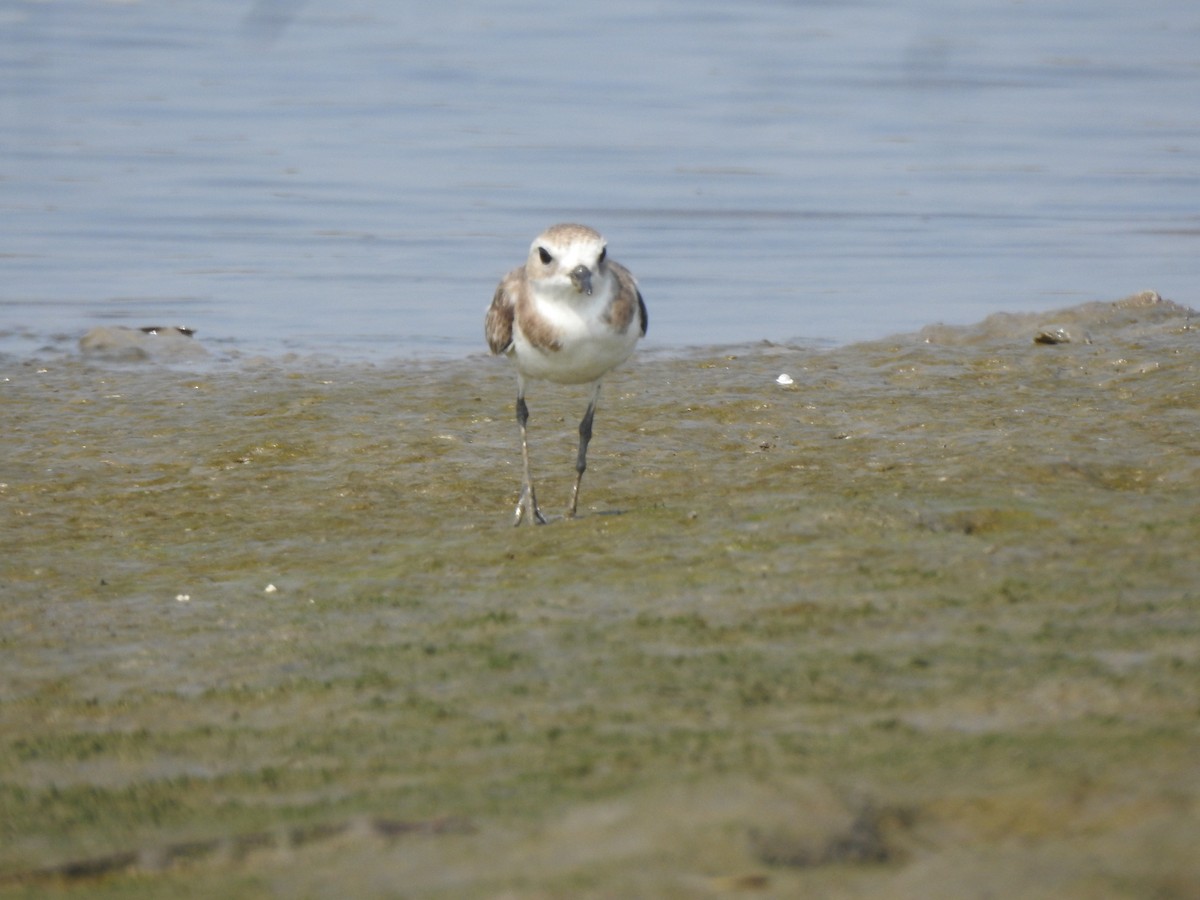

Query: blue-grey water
[[2, 0, 1198, 362]]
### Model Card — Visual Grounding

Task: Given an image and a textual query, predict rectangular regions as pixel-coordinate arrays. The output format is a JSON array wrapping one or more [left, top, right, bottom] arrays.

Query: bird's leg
[[514, 382, 546, 526], [567, 381, 603, 519]]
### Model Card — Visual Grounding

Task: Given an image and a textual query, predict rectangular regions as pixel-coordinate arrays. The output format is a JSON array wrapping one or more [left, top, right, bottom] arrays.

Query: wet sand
[[2, 292, 1198, 898]]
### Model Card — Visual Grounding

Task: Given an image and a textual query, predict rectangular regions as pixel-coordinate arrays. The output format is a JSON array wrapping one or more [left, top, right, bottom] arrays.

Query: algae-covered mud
[[2, 292, 1198, 898]]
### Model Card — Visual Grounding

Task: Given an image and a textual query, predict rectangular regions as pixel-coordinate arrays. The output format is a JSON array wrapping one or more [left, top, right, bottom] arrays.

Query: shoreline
[[3, 289, 1183, 373]]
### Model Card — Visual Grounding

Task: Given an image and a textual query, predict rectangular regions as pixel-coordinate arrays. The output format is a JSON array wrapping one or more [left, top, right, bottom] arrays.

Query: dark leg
[[514, 380, 545, 526], [567, 381, 603, 518]]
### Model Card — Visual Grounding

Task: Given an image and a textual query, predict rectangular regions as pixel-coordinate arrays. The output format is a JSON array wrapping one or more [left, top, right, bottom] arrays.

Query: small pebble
[[776, 374, 794, 385]]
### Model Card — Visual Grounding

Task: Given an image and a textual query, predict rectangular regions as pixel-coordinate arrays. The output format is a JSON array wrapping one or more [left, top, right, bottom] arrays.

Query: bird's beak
[[569, 265, 593, 296]]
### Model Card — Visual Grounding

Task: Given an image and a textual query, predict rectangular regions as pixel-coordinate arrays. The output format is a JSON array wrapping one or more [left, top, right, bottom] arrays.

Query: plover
[[485, 223, 648, 525]]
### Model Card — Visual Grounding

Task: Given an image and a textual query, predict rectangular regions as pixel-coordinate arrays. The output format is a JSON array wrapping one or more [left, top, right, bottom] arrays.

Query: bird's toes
[[513, 492, 547, 526]]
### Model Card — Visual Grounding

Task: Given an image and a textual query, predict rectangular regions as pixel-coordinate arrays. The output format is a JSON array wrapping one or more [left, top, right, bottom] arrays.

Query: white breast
[[513, 277, 640, 385]]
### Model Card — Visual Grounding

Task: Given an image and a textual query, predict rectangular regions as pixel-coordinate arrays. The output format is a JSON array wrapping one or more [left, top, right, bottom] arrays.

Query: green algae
[[1, 293, 1199, 897]]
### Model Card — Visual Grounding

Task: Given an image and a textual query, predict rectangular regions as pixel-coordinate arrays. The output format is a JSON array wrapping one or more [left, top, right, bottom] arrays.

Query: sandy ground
[[2, 291, 1198, 898]]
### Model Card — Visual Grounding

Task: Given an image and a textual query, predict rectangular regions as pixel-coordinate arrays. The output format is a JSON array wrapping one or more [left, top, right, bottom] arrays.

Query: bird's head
[[527, 223, 609, 298]]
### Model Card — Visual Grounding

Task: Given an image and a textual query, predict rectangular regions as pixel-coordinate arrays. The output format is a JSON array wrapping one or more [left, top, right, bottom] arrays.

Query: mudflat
[[2, 292, 1198, 898]]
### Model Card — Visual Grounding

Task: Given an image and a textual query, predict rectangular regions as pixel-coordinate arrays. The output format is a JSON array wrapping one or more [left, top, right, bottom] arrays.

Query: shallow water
[[2, 0, 1198, 362]]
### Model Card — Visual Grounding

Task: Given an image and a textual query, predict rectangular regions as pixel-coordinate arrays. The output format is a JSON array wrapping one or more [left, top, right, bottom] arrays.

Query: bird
[[485, 223, 648, 525]]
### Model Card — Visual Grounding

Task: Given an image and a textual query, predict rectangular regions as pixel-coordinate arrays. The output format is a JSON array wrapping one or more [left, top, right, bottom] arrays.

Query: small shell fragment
[[776, 374, 794, 385], [1034, 325, 1090, 345]]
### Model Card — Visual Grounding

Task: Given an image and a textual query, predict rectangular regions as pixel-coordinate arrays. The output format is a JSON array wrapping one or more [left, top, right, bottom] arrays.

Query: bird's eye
[[537, 247, 552, 265], [598, 247, 607, 264]]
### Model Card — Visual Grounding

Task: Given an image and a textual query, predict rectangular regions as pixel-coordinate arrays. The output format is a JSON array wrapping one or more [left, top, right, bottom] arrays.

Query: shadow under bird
[[485, 223, 648, 525]]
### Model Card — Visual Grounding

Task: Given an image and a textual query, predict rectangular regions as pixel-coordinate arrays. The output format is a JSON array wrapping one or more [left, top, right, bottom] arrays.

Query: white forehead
[[531, 224, 607, 262]]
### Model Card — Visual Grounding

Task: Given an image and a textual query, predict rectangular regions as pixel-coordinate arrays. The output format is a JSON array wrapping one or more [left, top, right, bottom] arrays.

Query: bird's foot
[[514, 486, 547, 526]]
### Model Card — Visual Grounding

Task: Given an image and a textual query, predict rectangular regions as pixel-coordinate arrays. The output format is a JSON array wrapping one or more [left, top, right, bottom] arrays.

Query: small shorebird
[[485, 223, 648, 525]]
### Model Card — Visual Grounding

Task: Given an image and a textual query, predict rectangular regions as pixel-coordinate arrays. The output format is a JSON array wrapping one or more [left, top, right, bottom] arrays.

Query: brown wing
[[485, 268, 522, 355], [607, 261, 647, 337]]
